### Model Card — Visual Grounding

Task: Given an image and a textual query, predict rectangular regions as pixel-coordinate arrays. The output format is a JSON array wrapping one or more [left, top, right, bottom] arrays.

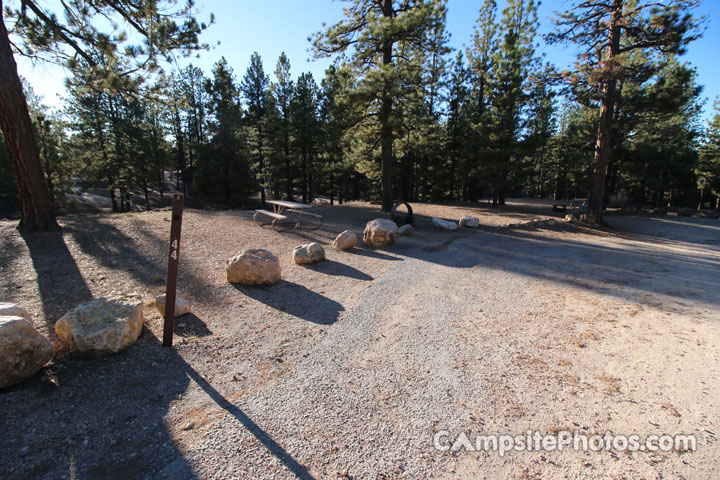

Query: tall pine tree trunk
[[380, 0, 394, 212], [588, 0, 622, 223], [0, 10, 59, 231]]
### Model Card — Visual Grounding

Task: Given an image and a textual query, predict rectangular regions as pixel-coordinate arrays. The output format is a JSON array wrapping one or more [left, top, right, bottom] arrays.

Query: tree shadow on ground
[[232, 280, 344, 325], [303, 259, 373, 281], [59, 215, 223, 309], [0, 326, 316, 480], [316, 203, 720, 308], [20, 229, 94, 330], [400, 222, 720, 308], [0, 326, 194, 480], [60, 216, 175, 286]]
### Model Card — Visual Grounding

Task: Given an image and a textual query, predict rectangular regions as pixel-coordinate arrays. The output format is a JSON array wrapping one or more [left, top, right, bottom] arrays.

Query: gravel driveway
[[1, 205, 719, 479], [161, 215, 720, 479]]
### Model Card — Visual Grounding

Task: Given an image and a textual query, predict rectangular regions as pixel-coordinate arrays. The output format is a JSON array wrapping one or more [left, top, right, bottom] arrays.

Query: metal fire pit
[[390, 202, 414, 226]]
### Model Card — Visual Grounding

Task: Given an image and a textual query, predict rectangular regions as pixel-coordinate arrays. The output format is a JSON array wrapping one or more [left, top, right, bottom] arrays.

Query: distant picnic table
[[254, 200, 323, 231], [552, 198, 587, 212]]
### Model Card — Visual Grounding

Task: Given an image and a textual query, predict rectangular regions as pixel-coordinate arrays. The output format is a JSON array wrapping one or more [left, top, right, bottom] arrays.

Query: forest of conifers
[[1, 0, 720, 222]]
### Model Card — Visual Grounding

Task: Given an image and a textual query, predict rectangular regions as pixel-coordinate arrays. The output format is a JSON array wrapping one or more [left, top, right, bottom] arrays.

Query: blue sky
[[15, 0, 719, 120]]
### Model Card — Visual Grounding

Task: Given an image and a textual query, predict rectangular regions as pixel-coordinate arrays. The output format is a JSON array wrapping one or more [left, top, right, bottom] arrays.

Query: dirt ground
[[1, 199, 718, 479]]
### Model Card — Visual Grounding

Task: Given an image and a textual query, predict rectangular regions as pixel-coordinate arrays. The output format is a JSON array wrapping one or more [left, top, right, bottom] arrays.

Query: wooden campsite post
[[163, 194, 184, 347]]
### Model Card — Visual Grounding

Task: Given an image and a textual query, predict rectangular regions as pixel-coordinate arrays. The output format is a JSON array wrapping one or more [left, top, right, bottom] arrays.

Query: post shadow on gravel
[[233, 280, 344, 325], [177, 359, 318, 480], [20, 229, 94, 329], [0, 327, 195, 480]]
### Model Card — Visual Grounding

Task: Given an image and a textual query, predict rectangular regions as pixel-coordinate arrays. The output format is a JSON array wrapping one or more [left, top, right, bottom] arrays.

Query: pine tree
[[174, 65, 210, 195], [313, 0, 447, 211], [699, 100, 720, 210], [485, 0, 539, 205], [241, 52, 270, 206], [269, 53, 295, 200], [196, 58, 251, 207], [291, 72, 321, 203], [547, 0, 703, 222], [1, 0, 211, 230]]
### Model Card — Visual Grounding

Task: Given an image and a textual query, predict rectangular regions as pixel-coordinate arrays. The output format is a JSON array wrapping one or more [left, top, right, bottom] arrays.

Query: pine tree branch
[[22, 0, 96, 65]]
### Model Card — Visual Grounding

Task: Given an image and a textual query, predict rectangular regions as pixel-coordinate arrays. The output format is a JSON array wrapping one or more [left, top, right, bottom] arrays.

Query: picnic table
[[552, 198, 587, 212], [254, 200, 323, 231]]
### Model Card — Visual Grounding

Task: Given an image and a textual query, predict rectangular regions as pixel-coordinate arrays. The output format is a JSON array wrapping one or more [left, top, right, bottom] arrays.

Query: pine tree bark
[[588, 0, 622, 223], [0, 10, 59, 231]]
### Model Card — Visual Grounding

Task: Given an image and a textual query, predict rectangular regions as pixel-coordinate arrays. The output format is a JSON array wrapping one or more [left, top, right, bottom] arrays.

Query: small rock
[[545, 218, 557, 226], [432, 217, 459, 231], [398, 224, 415, 236], [226, 249, 281, 285], [564, 214, 578, 224], [363, 219, 399, 248], [332, 230, 357, 250], [458, 216, 480, 228], [182, 422, 195, 431], [0, 304, 32, 325], [154, 294, 190, 317], [292, 243, 326, 264], [0, 316, 54, 389], [652, 206, 668, 215], [55, 295, 144, 354]]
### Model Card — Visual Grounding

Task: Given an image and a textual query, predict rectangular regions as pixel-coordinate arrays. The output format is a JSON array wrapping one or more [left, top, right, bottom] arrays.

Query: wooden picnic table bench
[[255, 200, 323, 231], [253, 209, 290, 231]]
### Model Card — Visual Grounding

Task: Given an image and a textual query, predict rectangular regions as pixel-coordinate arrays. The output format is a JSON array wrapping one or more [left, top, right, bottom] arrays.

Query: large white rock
[[363, 219, 399, 248], [398, 224, 415, 236], [432, 217, 459, 231], [332, 230, 357, 250], [226, 249, 281, 285], [55, 295, 144, 354], [292, 243, 326, 264], [0, 303, 32, 325], [459, 216, 480, 228], [154, 294, 191, 317], [0, 316, 54, 389]]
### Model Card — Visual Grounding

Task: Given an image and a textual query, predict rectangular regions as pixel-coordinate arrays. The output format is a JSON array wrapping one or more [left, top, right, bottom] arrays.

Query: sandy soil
[[0, 200, 718, 479]]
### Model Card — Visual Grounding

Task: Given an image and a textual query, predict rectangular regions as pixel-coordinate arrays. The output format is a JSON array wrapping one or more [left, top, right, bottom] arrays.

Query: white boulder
[[432, 217, 459, 231], [363, 219, 399, 248], [226, 249, 281, 285], [0, 303, 32, 325], [154, 294, 191, 317], [292, 243, 326, 264], [0, 316, 54, 389], [332, 231, 357, 250], [398, 224, 415, 236], [55, 295, 144, 354], [459, 216, 480, 228]]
